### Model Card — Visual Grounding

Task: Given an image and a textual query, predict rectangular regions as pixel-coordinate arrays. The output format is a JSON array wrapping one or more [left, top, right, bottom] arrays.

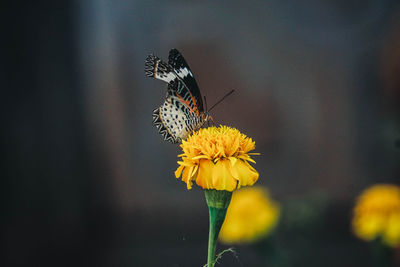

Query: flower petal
[[187, 166, 194, 180], [211, 159, 237, 191], [230, 160, 259, 189], [177, 161, 193, 167], [196, 159, 214, 189], [175, 165, 184, 178], [181, 167, 189, 183], [227, 156, 238, 167], [245, 157, 257, 164], [191, 155, 211, 160], [383, 214, 400, 246]]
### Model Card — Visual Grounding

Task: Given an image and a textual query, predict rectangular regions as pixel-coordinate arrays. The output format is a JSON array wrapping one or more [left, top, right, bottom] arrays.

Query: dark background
[[2, 1, 400, 266]]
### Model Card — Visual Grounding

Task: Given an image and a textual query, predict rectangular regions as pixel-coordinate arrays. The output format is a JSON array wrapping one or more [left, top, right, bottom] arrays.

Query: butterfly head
[[202, 89, 234, 127], [201, 112, 214, 127]]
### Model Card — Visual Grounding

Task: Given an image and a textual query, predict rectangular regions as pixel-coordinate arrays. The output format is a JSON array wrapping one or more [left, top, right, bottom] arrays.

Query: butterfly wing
[[168, 49, 204, 113], [146, 49, 205, 143], [145, 54, 176, 83], [152, 98, 187, 144], [152, 95, 203, 143], [145, 49, 204, 113]]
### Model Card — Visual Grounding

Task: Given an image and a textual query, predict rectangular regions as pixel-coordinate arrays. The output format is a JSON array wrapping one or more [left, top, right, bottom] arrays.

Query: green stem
[[207, 206, 224, 266], [370, 238, 393, 267], [204, 190, 232, 267]]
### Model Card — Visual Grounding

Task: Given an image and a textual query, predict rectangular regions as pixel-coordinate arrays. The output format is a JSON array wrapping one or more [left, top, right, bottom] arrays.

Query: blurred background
[[2, 0, 400, 266]]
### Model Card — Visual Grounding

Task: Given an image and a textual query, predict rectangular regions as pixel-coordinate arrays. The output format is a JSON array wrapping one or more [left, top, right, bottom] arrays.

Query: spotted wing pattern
[[146, 49, 206, 143], [152, 95, 202, 143]]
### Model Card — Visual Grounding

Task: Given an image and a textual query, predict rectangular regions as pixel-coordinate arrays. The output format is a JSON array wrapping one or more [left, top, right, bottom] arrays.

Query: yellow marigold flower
[[175, 126, 259, 191], [219, 187, 280, 244], [352, 184, 400, 247]]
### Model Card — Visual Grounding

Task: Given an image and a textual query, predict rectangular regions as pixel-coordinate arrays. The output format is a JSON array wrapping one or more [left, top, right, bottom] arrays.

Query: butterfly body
[[146, 49, 209, 143]]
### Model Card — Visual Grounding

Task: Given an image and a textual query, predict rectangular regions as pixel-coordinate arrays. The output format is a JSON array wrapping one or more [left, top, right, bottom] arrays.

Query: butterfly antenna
[[208, 89, 235, 112], [204, 95, 208, 111]]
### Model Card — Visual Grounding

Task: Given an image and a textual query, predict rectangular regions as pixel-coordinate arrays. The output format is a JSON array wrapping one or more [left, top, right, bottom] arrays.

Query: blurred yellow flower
[[175, 126, 259, 191], [219, 187, 280, 244], [352, 184, 400, 247]]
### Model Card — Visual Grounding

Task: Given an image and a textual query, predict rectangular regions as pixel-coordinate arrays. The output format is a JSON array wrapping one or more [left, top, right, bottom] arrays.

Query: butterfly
[[145, 49, 210, 143]]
